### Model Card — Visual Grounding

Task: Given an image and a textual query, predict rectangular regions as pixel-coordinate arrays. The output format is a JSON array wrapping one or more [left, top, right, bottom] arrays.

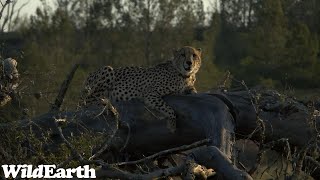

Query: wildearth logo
[[1, 165, 96, 178]]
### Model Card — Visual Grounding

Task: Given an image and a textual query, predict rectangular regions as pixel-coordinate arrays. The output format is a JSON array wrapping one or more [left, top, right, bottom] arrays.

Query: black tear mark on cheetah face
[[173, 46, 202, 77]]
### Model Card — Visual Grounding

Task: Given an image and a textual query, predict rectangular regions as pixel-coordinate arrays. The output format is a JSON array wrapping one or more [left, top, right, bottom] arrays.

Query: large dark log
[[13, 93, 236, 158], [3, 93, 246, 179], [226, 90, 317, 147], [18, 90, 316, 153], [114, 94, 236, 157], [2, 89, 317, 179]]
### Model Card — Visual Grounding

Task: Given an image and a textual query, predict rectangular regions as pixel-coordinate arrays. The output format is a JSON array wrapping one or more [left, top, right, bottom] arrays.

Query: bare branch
[[305, 156, 320, 169], [218, 70, 231, 90], [96, 146, 252, 180], [0, 0, 14, 32], [96, 163, 185, 180], [112, 138, 211, 166], [50, 64, 80, 111], [119, 121, 130, 152], [8, 0, 30, 31], [0, 0, 11, 20], [88, 128, 117, 160], [57, 154, 75, 168], [53, 117, 84, 161], [7, 0, 14, 31]]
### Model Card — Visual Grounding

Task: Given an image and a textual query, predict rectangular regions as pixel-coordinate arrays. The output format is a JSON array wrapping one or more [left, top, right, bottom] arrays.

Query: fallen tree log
[[14, 93, 237, 156], [226, 89, 318, 148], [1, 92, 250, 179], [10, 95, 236, 151], [14, 90, 318, 155], [2, 90, 318, 179]]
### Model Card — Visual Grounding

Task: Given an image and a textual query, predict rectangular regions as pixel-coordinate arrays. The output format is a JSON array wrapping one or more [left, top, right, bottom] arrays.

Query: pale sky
[[11, 0, 55, 16], [10, 0, 217, 16], [1, 0, 217, 31], [18, 0, 42, 16], [0, 0, 55, 31]]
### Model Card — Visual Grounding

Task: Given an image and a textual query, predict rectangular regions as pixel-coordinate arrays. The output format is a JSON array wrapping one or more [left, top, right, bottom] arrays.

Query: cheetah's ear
[[197, 48, 202, 56], [172, 48, 179, 57]]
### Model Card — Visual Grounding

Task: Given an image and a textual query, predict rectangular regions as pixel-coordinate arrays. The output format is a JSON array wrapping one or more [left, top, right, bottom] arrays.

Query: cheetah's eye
[[193, 54, 196, 58]]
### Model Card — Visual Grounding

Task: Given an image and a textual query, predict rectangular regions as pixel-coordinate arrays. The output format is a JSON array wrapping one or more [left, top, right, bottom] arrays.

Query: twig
[[88, 128, 117, 160], [0, 0, 10, 32], [96, 163, 185, 180], [0, 0, 11, 21], [305, 156, 320, 169], [53, 117, 83, 161], [54, 117, 113, 170], [94, 98, 119, 128], [50, 64, 79, 111], [119, 121, 131, 152], [57, 155, 75, 168], [235, 79, 266, 175], [8, 0, 30, 31], [88, 99, 120, 160], [218, 70, 231, 90], [96, 145, 253, 179], [292, 136, 319, 174], [262, 138, 291, 158], [291, 102, 320, 176], [112, 138, 211, 166]]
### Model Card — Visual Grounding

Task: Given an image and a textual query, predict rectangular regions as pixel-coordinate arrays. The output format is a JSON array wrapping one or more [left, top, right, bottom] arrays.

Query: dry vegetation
[[1, 62, 320, 179]]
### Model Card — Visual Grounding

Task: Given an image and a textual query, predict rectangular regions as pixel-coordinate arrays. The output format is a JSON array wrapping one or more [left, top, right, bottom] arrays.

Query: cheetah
[[80, 46, 202, 132]]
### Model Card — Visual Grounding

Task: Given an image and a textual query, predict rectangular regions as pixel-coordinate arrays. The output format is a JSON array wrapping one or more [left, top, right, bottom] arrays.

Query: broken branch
[[112, 138, 211, 166], [50, 64, 79, 111]]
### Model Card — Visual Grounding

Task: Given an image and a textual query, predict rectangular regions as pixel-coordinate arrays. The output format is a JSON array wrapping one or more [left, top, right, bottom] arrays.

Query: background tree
[[0, 0, 319, 115]]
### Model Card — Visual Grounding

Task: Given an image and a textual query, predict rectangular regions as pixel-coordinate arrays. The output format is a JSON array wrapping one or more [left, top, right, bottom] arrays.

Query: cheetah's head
[[172, 46, 202, 77]]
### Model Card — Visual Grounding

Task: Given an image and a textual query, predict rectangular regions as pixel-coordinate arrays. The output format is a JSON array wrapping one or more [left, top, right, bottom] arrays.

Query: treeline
[[2, 0, 320, 116], [217, 0, 320, 89]]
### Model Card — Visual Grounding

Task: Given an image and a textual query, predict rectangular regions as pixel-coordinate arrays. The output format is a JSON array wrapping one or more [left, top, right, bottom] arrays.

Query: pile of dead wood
[[1, 64, 319, 179]]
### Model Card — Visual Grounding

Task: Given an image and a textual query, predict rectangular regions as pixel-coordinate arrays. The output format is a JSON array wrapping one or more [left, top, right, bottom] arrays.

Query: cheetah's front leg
[[144, 94, 176, 133]]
